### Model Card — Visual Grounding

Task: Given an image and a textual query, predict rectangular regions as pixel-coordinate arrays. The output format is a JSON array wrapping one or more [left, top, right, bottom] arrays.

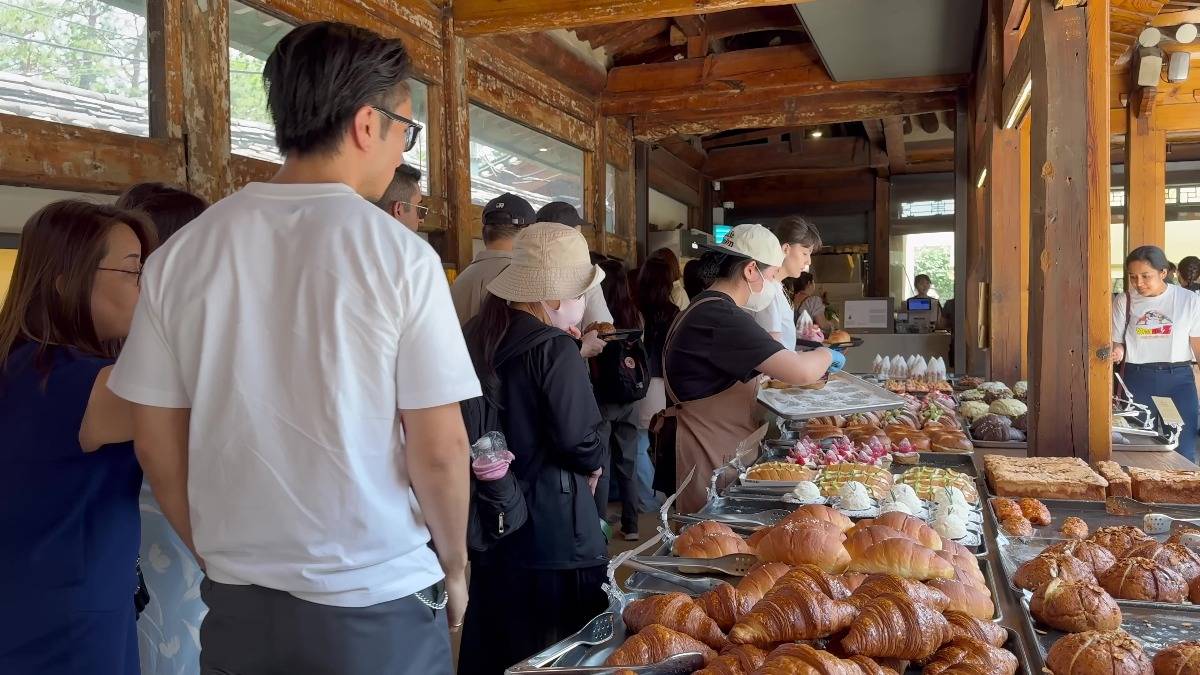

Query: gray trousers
[[199, 578, 452, 675], [595, 401, 640, 532]]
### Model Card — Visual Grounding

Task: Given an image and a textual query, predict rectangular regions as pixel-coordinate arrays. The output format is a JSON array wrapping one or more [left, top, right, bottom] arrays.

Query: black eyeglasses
[[371, 106, 423, 152], [98, 267, 142, 287]]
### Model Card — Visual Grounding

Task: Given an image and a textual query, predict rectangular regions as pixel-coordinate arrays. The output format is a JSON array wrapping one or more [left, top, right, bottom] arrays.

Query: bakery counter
[[843, 332, 951, 373]]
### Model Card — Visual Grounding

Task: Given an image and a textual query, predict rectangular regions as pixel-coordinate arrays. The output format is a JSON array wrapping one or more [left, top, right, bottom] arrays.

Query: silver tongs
[[632, 552, 759, 576]]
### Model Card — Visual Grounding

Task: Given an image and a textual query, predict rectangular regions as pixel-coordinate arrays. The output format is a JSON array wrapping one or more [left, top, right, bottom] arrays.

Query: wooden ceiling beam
[[1152, 9, 1200, 26], [603, 44, 967, 116], [862, 119, 885, 150], [702, 137, 885, 180], [657, 135, 708, 170], [883, 116, 907, 175], [673, 14, 706, 37], [603, 18, 672, 58], [705, 5, 805, 39], [702, 127, 790, 150], [453, 0, 812, 36], [917, 112, 941, 133], [633, 90, 958, 141]]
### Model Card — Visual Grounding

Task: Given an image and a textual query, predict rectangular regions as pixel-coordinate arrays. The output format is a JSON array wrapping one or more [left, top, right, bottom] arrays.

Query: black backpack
[[460, 388, 529, 553], [589, 332, 650, 404]]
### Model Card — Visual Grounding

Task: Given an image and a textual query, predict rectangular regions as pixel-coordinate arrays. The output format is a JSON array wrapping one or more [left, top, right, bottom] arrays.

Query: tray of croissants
[[567, 509, 1032, 675]]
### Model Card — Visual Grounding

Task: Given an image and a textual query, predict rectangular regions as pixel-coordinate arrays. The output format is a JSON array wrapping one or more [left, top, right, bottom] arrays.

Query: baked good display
[[753, 521, 851, 572], [991, 498, 1022, 522], [784, 503, 855, 532], [694, 644, 769, 675], [816, 463, 894, 499], [846, 574, 951, 611], [927, 427, 975, 453], [621, 593, 728, 650], [1000, 516, 1034, 537], [827, 329, 853, 345], [925, 578, 995, 619], [979, 381, 1014, 402], [1018, 497, 1052, 526], [744, 461, 817, 483], [845, 538, 954, 580], [970, 414, 1025, 442], [1152, 641, 1200, 675], [959, 400, 991, 423], [753, 644, 895, 675], [1045, 630, 1153, 675], [1129, 467, 1200, 504], [1088, 526, 1154, 559], [727, 578, 857, 644], [1044, 539, 1119, 576], [922, 636, 1019, 675], [989, 398, 1028, 419], [1029, 578, 1123, 633], [883, 425, 931, 452], [865, 511, 944, 550], [1098, 557, 1188, 603], [1122, 541, 1200, 583], [984, 455, 1108, 501], [603, 624, 718, 667], [1013, 380, 1028, 399], [1061, 516, 1090, 540], [674, 521, 752, 559], [1193, 576, 1200, 604], [959, 376, 984, 389], [697, 563, 791, 632], [896, 466, 979, 504], [1095, 461, 1133, 498], [944, 610, 1008, 647], [840, 592, 952, 660], [844, 525, 916, 559], [1013, 552, 1097, 591]]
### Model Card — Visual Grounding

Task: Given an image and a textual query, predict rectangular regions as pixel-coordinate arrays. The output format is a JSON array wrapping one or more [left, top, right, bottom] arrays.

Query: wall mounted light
[[977, 168, 989, 189], [1167, 51, 1192, 83]]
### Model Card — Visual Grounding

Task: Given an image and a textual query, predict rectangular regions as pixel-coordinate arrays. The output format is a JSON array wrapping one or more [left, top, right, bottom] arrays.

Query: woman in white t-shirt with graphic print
[[1112, 245, 1200, 463]]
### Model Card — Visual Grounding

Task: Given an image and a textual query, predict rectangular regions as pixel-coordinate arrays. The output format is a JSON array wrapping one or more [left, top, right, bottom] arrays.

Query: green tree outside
[[914, 245, 955, 300]]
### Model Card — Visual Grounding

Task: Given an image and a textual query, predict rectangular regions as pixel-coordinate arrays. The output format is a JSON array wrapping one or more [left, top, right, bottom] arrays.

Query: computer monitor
[[841, 297, 894, 333], [907, 298, 933, 312]]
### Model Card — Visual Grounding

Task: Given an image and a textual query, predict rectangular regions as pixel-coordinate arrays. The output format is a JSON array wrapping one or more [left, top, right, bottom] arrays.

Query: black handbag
[[134, 559, 150, 616]]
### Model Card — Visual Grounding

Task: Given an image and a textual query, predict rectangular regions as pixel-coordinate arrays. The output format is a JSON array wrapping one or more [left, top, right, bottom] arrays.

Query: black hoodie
[[464, 309, 608, 569]]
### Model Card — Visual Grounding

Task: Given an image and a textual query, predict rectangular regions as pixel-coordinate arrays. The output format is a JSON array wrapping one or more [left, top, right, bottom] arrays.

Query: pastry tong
[[1105, 496, 1200, 519], [511, 654, 706, 674], [520, 612, 617, 668], [621, 559, 725, 595], [631, 552, 759, 577], [671, 508, 788, 528]]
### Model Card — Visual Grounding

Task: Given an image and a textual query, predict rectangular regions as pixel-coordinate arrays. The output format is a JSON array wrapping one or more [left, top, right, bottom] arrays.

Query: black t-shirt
[[664, 291, 785, 403]]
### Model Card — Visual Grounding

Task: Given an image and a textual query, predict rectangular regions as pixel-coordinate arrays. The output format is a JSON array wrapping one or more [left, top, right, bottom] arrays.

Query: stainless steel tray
[[757, 371, 907, 421], [984, 498, 1200, 540]]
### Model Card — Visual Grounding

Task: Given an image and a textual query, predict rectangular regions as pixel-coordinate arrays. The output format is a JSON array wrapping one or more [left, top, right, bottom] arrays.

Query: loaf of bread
[[1029, 578, 1122, 633], [1044, 630, 1152, 675], [1044, 539, 1119, 576], [1013, 552, 1096, 592], [1094, 461, 1132, 498], [1152, 641, 1200, 675], [1087, 526, 1153, 559], [984, 455, 1108, 501], [1129, 467, 1200, 504]]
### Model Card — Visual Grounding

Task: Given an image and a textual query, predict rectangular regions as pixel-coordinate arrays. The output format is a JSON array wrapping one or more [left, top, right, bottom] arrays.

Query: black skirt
[[457, 564, 608, 675]]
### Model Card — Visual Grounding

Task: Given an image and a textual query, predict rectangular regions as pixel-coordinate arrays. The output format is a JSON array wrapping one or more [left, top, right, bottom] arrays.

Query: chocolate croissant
[[693, 644, 769, 675], [944, 610, 1008, 648], [755, 522, 852, 573], [846, 538, 955, 580], [1029, 578, 1123, 634], [1044, 630, 1153, 675], [1098, 557, 1188, 603], [603, 624, 717, 667], [840, 592, 952, 660], [623, 593, 727, 649], [923, 637, 1019, 675], [1152, 640, 1200, 675], [847, 574, 951, 611], [728, 582, 857, 645], [1013, 552, 1096, 592], [925, 578, 995, 620]]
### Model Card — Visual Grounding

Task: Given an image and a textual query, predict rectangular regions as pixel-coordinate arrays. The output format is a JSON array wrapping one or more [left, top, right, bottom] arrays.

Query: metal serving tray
[[983, 498, 1200, 541], [757, 371, 907, 421], [1017, 594, 1200, 674]]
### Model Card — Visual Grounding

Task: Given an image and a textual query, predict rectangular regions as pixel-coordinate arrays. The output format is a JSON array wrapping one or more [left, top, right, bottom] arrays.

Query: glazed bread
[[1029, 578, 1123, 633], [1098, 557, 1188, 603], [1044, 630, 1152, 675]]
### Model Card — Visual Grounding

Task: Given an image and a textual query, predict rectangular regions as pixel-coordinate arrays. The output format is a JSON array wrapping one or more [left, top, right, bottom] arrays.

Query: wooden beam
[[883, 117, 908, 175], [181, 0, 230, 202], [1026, 0, 1112, 461], [1002, 31, 1032, 128], [871, 178, 891, 297], [705, 5, 804, 39], [862, 120, 885, 151], [917, 112, 941, 133], [604, 45, 967, 116], [674, 15, 705, 37], [657, 136, 706, 170], [1125, 95, 1166, 250], [954, 90, 970, 375], [702, 137, 885, 180], [1152, 9, 1200, 26], [635, 141, 650, 262], [649, 146, 703, 208], [633, 90, 959, 141], [491, 33, 606, 96], [1112, 101, 1200, 133], [604, 18, 672, 58], [467, 39, 596, 126], [702, 128, 788, 151], [453, 0, 810, 36], [147, 0, 183, 140], [443, 16, 473, 271], [721, 172, 876, 218], [989, 128, 1023, 383]]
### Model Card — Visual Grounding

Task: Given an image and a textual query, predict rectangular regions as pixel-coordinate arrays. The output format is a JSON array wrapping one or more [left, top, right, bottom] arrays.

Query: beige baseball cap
[[486, 222, 605, 302], [698, 223, 785, 268]]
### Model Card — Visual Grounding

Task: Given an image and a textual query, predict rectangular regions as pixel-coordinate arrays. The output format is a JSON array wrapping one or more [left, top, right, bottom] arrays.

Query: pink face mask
[[542, 296, 586, 332]]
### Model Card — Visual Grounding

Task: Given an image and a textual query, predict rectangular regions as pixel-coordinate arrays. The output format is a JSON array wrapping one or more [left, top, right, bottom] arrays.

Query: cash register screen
[[907, 298, 933, 311]]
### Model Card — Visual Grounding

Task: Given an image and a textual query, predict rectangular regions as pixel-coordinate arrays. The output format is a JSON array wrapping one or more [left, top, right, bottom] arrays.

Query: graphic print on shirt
[[1134, 309, 1174, 338]]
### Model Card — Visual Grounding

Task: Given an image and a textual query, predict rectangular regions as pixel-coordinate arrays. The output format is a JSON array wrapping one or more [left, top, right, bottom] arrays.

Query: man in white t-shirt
[[109, 22, 478, 674]]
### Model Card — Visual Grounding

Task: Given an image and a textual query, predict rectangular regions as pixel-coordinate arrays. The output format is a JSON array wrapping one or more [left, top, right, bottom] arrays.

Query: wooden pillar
[[1026, 0, 1111, 461], [1124, 90, 1166, 251], [871, 177, 890, 298], [181, 0, 231, 202], [442, 15, 473, 271], [953, 91, 970, 374], [989, 127, 1022, 383], [1019, 115, 1031, 380], [588, 115, 608, 255], [634, 141, 650, 264]]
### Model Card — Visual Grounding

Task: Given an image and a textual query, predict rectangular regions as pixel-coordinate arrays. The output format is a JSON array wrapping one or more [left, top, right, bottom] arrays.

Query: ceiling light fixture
[[538, 148, 549, 152], [1003, 76, 1032, 129]]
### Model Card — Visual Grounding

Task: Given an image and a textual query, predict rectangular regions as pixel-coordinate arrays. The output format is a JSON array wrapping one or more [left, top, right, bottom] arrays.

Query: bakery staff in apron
[[1112, 245, 1200, 463], [662, 224, 845, 513]]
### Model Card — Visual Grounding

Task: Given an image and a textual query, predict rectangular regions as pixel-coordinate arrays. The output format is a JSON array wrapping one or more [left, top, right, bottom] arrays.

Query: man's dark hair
[[483, 223, 521, 245], [264, 22, 412, 157], [375, 164, 422, 208], [914, 274, 932, 285], [116, 182, 208, 243]]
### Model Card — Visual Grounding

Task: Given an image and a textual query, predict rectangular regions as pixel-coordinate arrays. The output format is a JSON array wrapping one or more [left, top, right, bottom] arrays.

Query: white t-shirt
[[751, 286, 797, 351], [1112, 284, 1200, 364], [109, 182, 482, 608]]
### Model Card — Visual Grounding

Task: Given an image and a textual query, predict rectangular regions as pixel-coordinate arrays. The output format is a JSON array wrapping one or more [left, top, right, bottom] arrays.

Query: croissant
[[754, 643, 898, 675], [697, 583, 743, 633], [941, 538, 977, 562], [676, 533, 753, 560], [923, 637, 1019, 675], [867, 512, 943, 551], [755, 522, 852, 573], [944, 610, 1008, 648], [728, 582, 857, 645], [694, 644, 769, 675], [1044, 539, 1118, 576], [990, 498, 1022, 522], [785, 503, 855, 532], [925, 578, 995, 620], [1122, 541, 1200, 583], [840, 572, 868, 592], [1098, 557, 1188, 603], [847, 574, 950, 611], [847, 655, 901, 675], [738, 562, 792, 599], [844, 525, 915, 558], [1029, 578, 1122, 633], [935, 550, 988, 589], [840, 592, 952, 660], [1013, 552, 1096, 591], [846, 538, 955, 580], [623, 593, 727, 649], [776, 564, 853, 601], [603, 624, 717, 667], [1152, 641, 1200, 675], [1044, 630, 1153, 675]]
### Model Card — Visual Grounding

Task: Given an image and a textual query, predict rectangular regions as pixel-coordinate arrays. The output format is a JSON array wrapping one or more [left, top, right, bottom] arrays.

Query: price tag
[[1152, 396, 1184, 427]]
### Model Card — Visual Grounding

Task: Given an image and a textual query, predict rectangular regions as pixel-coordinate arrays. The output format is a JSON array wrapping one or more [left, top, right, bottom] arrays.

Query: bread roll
[[1029, 578, 1122, 633], [1098, 557, 1188, 603], [1044, 630, 1152, 675]]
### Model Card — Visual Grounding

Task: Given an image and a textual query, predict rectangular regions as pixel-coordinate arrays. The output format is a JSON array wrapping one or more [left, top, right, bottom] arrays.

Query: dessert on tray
[[1128, 467, 1200, 504], [983, 455, 1108, 501]]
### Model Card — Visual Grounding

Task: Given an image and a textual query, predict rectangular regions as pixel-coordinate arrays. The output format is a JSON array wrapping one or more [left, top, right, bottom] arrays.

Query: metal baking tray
[[983, 498, 1200, 541], [757, 371, 907, 421], [751, 443, 979, 478], [1017, 594, 1200, 674]]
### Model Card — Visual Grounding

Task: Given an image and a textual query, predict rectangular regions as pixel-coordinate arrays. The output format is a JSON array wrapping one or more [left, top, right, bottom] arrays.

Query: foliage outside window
[[896, 232, 954, 302], [0, 0, 149, 135], [468, 103, 583, 212]]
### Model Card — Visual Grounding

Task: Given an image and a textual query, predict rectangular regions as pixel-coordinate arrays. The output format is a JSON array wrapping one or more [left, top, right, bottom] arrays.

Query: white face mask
[[744, 269, 777, 312]]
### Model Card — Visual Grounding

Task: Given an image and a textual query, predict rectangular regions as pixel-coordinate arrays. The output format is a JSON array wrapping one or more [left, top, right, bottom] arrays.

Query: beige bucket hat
[[486, 222, 605, 302]]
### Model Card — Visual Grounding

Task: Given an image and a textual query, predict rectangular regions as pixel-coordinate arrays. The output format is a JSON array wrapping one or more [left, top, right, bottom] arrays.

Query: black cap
[[535, 201, 586, 227], [482, 193, 536, 226]]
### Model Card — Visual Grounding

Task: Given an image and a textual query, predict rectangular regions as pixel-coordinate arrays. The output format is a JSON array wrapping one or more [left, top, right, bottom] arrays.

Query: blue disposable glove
[[826, 348, 846, 374]]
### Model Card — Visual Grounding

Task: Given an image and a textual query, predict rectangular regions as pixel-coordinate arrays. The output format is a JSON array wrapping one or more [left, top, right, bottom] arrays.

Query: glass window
[[1111, 222, 1126, 293], [404, 80, 428, 193], [468, 104, 584, 212], [604, 163, 617, 234], [0, 0, 149, 135], [229, 1, 291, 162], [900, 199, 954, 218], [896, 232, 955, 302]]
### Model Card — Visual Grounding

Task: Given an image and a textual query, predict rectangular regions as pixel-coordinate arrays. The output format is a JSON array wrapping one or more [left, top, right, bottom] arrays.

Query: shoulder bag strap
[[661, 296, 723, 406]]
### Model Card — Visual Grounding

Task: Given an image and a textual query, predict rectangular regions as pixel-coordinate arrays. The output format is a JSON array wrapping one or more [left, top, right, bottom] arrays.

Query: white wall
[[0, 185, 114, 234], [649, 188, 688, 231]]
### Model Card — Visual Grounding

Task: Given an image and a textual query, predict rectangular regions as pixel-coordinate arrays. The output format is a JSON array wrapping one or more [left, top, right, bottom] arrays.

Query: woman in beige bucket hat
[[458, 222, 611, 674]]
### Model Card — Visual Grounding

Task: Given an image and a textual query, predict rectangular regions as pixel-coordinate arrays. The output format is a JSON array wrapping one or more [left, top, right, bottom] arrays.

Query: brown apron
[[660, 296, 762, 514]]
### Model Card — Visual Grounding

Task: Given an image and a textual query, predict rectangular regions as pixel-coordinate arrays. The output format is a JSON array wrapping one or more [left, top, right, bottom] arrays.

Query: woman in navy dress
[[0, 200, 156, 674]]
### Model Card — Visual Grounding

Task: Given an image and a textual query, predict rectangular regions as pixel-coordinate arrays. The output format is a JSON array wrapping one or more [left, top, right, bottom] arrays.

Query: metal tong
[[632, 552, 759, 576]]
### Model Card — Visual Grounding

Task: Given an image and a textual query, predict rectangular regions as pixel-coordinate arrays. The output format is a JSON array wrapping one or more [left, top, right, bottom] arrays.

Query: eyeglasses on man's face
[[398, 200, 429, 219], [371, 106, 423, 152]]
